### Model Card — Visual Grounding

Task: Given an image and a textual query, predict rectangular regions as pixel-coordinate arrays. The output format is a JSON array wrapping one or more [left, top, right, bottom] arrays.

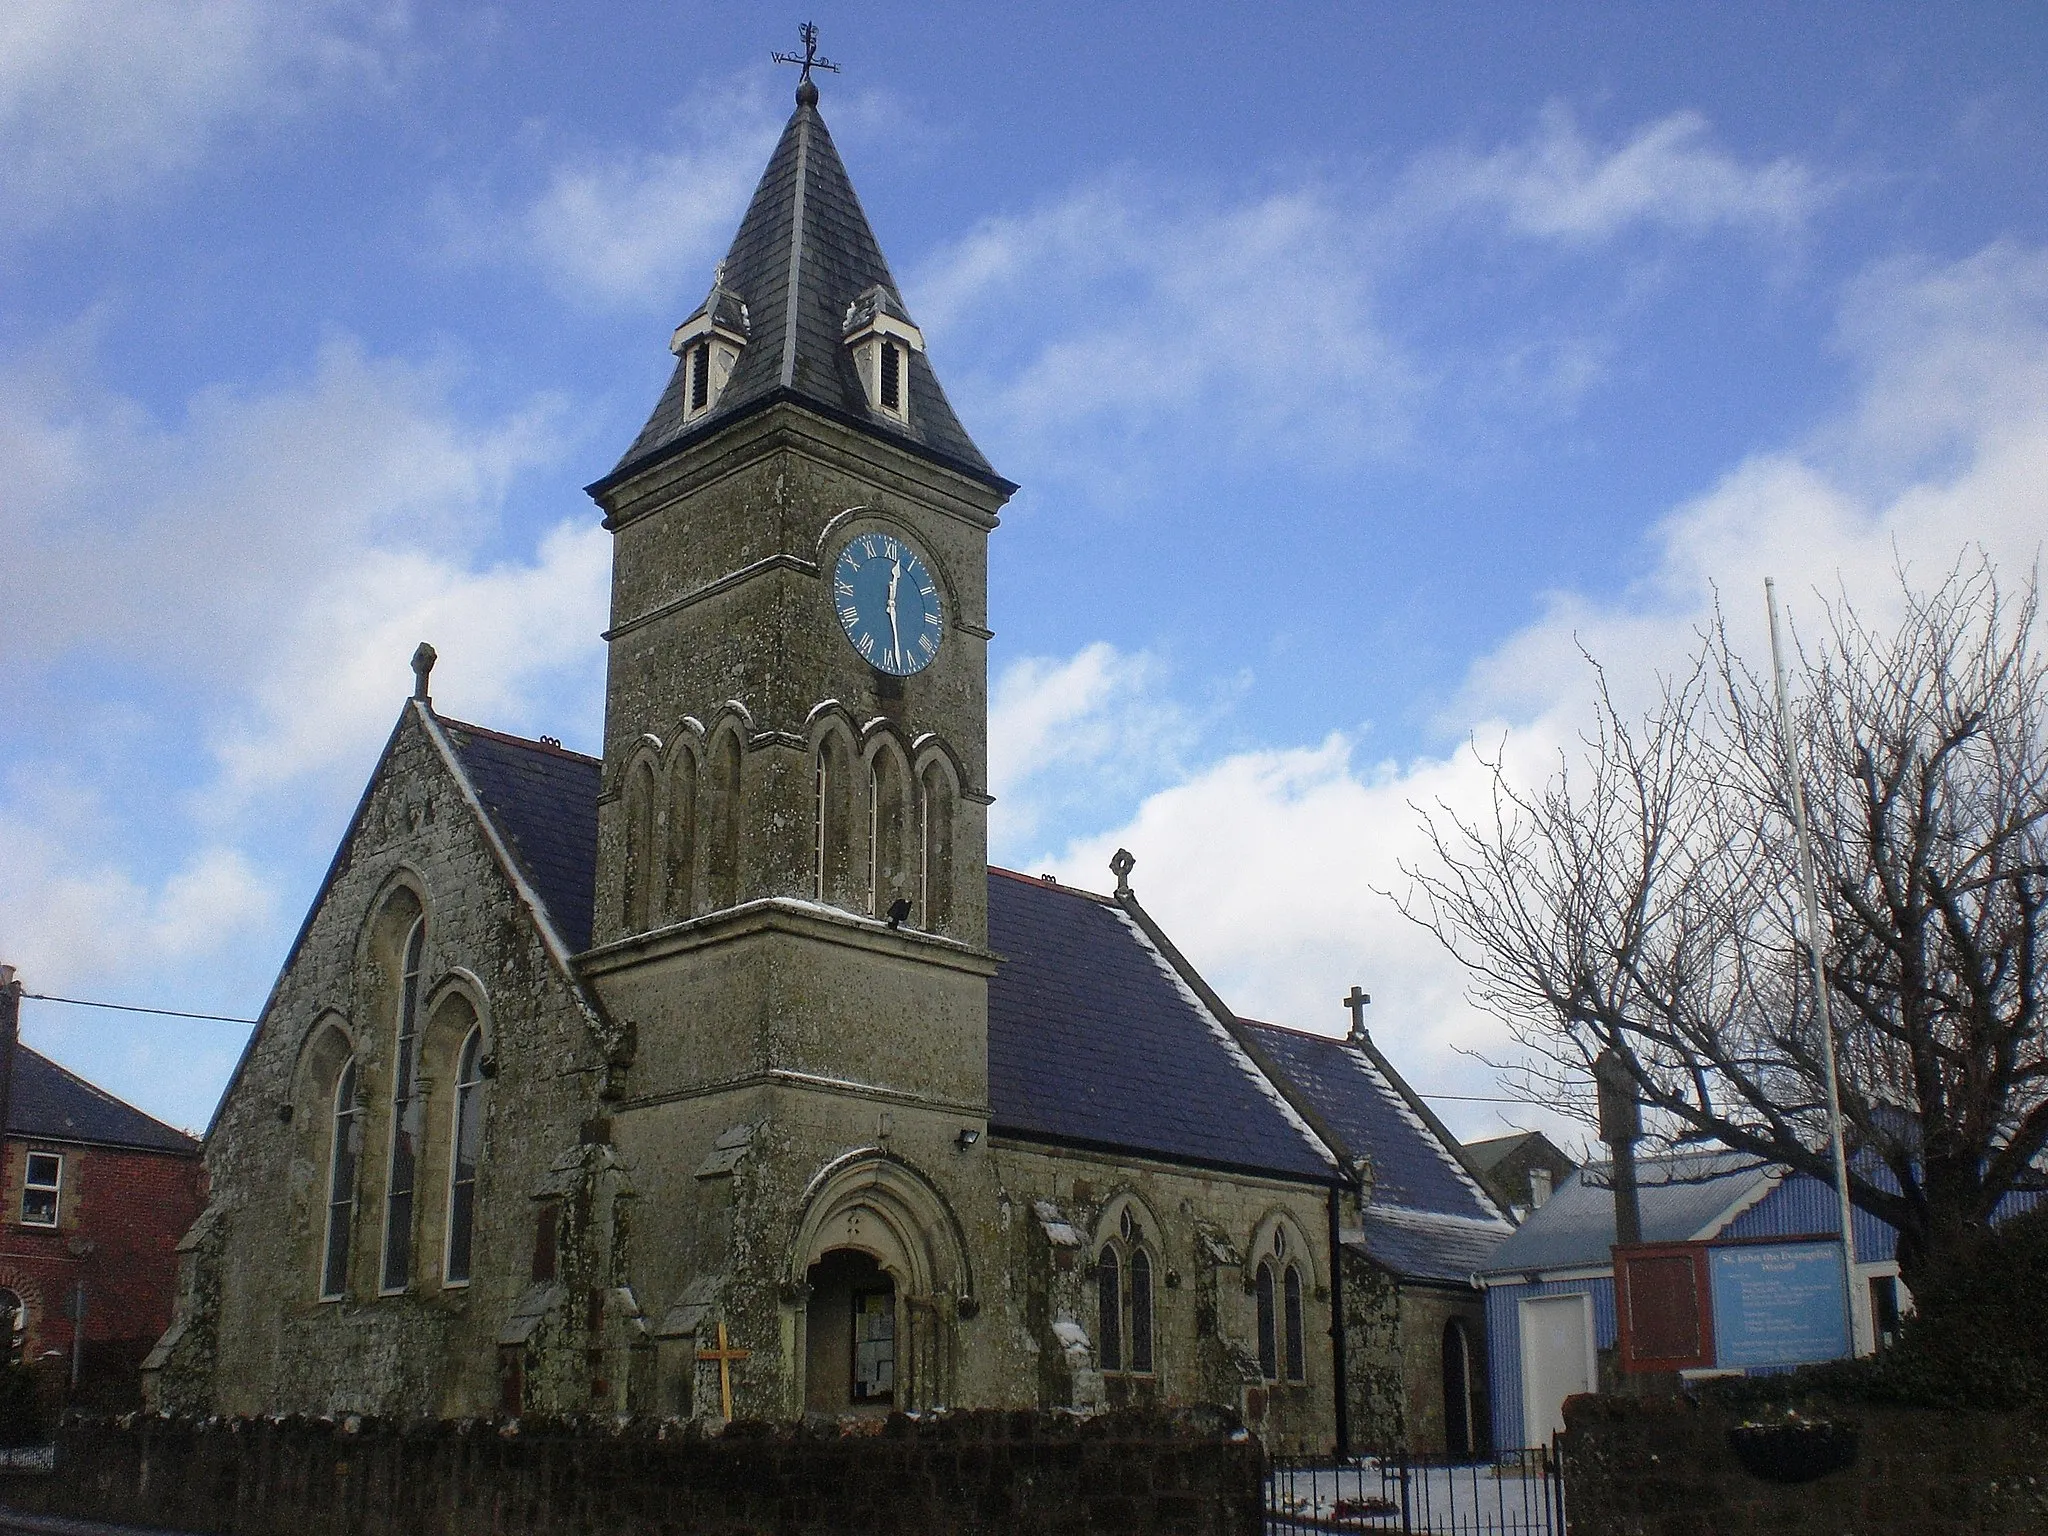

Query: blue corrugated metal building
[[1478, 1150, 1905, 1449]]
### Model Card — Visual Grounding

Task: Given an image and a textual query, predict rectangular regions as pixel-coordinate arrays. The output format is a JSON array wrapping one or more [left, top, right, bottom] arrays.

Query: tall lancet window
[[919, 759, 955, 933], [1096, 1247, 1123, 1372], [321, 1060, 361, 1300], [814, 752, 830, 901], [623, 758, 658, 931], [381, 917, 426, 1293], [868, 747, 908, 918], [444, 1025, 485, 1286], [814, 730, 854, 905]]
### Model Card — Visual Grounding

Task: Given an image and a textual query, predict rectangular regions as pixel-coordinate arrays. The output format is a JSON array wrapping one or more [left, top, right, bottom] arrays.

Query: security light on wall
[[956, 1127, 981, 1151]]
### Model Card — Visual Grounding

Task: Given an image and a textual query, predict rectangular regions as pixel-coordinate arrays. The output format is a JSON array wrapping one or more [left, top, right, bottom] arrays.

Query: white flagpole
[[1766, 579, 1868, 1357]]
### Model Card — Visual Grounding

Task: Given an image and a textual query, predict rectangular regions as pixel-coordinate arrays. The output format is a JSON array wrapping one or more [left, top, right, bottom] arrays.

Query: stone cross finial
[[411, 642, 437, 703], [1110, 847, 1136, 898], [1343, 985, 1372, 1043]]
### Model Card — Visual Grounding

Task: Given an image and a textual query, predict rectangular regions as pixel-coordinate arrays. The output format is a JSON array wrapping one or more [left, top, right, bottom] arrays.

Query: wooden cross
[[772, 22, 839, 84], [697, 1320, 751, 1420], [1343, 985, 1372, 1041]]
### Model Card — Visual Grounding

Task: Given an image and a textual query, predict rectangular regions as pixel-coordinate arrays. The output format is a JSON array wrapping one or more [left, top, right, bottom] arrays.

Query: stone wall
[[2, 1411, 1261, 1536], [1562, 1393, 2048, 1535]]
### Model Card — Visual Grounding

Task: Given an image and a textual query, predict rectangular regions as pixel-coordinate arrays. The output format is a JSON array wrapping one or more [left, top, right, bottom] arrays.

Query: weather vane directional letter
[[772, 22, 839, 84]]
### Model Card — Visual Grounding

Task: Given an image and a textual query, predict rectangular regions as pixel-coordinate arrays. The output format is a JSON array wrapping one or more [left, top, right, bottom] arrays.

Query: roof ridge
[[1237, 1015, 1348, 1044], [988, 865, 1114, 904], [14, 1045, 198, 1148], [437, 716, 601, 765]]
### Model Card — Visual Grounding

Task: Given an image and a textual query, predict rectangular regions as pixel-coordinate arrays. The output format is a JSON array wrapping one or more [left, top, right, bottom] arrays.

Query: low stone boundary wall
[[1562, 1394, 2048, 1535], [0, 1410, 1258, 1536]]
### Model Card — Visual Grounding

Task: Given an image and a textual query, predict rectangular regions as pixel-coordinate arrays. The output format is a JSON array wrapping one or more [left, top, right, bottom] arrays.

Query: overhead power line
[[23, 993, 258, 1026]]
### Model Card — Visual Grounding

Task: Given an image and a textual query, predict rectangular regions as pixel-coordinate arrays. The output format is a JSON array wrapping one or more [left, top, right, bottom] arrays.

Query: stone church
[[147, 76, 1510, 1456]]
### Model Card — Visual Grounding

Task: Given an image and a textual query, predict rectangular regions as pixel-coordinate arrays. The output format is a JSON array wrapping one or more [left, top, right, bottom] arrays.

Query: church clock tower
[[579, 69, 1014, 1416]]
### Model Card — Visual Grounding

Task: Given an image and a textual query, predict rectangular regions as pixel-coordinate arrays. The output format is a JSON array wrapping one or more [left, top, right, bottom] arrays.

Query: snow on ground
[[1266, 1458, 1564, 1534]]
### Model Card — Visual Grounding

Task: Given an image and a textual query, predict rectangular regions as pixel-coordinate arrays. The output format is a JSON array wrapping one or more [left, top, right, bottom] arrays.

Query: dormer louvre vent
[[843, 284, 924, 427], [669, 278, 749, 425], [689, 343, 711, 411]]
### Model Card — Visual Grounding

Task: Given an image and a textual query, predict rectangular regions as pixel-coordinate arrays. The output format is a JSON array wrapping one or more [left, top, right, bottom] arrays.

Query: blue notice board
[[1709, 1241, 1851, 1368]]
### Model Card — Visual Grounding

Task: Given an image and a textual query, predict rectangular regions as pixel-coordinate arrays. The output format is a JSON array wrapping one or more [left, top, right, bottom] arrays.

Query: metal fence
[[1266, 1444, 1567, 1535]]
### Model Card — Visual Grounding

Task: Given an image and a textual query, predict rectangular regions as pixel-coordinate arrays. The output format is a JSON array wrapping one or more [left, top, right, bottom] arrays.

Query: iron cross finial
[[772, 22, 839, 87]]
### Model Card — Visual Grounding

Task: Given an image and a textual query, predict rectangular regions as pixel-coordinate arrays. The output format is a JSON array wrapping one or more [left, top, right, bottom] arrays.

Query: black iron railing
[[1266, 1442, 1567, 1534]]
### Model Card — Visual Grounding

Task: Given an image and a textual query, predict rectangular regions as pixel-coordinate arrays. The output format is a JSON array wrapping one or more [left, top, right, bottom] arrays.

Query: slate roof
[[9, 1046, 198, 1154], [441, 720, 603, 954], [1237, 1020, 1511, 1283], [604, 86, 1002, 492], [1240, 1020, 1500, 1221], [1355, 1209, 1515, 1286], [985, 872, 1337, 1184], [1477, 1149, 1776, 1277]]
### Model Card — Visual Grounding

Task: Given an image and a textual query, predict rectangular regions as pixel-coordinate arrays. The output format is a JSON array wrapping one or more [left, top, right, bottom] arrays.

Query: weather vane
[[772, 22, 839, 85]]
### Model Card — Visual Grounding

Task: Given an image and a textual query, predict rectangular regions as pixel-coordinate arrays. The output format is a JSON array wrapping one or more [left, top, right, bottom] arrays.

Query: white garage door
[[1520, 1292, 1595, 1447]]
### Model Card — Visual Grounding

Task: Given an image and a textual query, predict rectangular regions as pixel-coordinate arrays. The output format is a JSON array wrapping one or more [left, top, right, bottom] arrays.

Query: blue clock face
[[833, 531, 945, 676]]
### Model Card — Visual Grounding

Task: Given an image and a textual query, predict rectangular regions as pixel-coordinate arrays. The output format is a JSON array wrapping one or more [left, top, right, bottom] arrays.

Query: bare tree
[[1400, 558, 2048, 1294]]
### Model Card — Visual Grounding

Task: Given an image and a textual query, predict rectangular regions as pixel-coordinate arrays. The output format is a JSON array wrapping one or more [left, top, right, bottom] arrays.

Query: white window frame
[[378, 915, 426, 1296], [320, 1060, 361, 1302], [441, 1024, 486, 1289], [20, 1151, 61, 1228]]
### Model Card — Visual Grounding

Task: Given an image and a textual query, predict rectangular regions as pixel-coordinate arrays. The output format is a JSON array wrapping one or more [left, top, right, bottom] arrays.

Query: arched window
[[1283, 1264, 1306, 1382], [1254, 1260, 1278, 1381], [706, 729, 742, 910], [321, 1059, 361, 1300], [1096, 1247, 1123, 1373], [1442, 1318, 1474, 1459], [623, 759, 658, 931], [867, 746, 909, 918], [919, 759, 955, 934], [665, 749, 698, 922], [444, 1025, 486, 1286], [380, 917, 425, 1293], [814, 729, 855, 905], [1129, 1248, 1154, 1375], [0, 1290, 24, 1366]]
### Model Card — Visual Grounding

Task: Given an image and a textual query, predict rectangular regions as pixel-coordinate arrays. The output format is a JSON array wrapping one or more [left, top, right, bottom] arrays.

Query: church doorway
[[804, 1249, 896, 1413]]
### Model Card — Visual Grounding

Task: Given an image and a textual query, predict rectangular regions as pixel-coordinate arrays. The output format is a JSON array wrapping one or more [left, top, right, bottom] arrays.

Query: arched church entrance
[[787, 1151, 973, 1415], [804, 1249, 896, 1412]]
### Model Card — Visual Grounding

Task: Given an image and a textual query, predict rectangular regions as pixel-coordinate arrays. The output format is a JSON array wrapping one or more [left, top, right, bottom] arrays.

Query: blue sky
[[4, 2, 2047, 1146]]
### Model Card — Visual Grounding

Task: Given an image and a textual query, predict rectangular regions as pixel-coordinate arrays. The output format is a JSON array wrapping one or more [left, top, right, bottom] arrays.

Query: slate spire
[[606, 82, 1002, 489]]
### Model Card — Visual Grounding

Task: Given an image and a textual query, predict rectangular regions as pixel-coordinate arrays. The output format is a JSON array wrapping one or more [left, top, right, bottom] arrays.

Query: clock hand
[[886, 558, 903, 667]]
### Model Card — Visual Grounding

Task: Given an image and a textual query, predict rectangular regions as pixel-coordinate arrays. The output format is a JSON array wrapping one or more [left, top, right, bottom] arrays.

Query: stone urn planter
[[1727, 1414, 1860, 1483]]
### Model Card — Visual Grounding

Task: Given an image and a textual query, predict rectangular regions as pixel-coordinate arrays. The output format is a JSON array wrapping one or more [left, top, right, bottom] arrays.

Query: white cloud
[[0, 0, 403, 231], [1413, 103, 1829, 244], [917, 180, 1418, 473], [988, 642, 1200, 853], [210, 520, 610, 807], [1013, 237, 2048, 1147], [0, 333, 563, 681], [491, 89, 782, 309], [915, 106, 1822, 488], [0, 787, 275, 986], [0, 329, 606, 1056]]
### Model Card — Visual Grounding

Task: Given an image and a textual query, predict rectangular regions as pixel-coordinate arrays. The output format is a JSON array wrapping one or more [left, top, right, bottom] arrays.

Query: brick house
[[0, 971, 203, 1411]]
